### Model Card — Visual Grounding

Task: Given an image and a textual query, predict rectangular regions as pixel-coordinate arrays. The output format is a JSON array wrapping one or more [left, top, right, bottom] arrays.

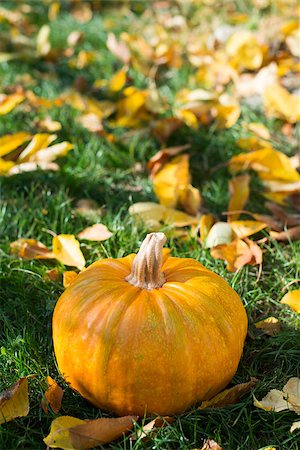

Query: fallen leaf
[[53, 235, 86, 270], [0, 93, 25, 115], [280, 290, 300, 313], [63, 271, 79, 288], [226, 30, 263, 70], [7, 161, 59, 175], [77, 224, 113, 242], [135, 416, 174, 440], [181, 184, 202, 216], [129, 202, 198, 228], [107, 33, 131, 65], [17, 134, 57, 163], [255, 317, 281, 336], [42, 376, 63, 414], [0, 132, 31, 157], [77, 113, 103, 133], [199, 378, 257, 409], [200, 439, 223, 450], [38, 117, 62, 132], [228, 175, 250, 221], [44, 268, 60, 282], [153, 154, 190, 208], [147, 144, 190, 178], [215, 94, 241, 129], [108, 67, 127, 92], [229, 147, 300, 183], [283, 378, 300, 413], [199, 214, 215, 244], [254, 390, 290, 412], [0, 378, 29, 425], [230, 220, 267, 239], [10, 238, 54, 259], [270, 226, 300, 242], [264, 83, 300, 123], [211, 238, 262, 272], [290, 421, 300, 433], [36, 24, 51, 57], [30, 142, 74, 163], [152, 117, 183, 144], [71, 2, 92, 23], [44, 415, 137, 449], [205, 222, 232, 248]]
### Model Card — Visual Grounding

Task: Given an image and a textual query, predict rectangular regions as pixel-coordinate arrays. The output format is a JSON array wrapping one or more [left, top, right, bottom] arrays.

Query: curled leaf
[[200, 378, 257, 409], [52, 235, 86, 270], [129, 202, 198, 229], [255, 317, 281, 336], [0, 378, 29, 425], [10, 238, 54, 259], [228, 175, 250, 222], [42, 376, 64, 414], [205, 222, 232, 248]]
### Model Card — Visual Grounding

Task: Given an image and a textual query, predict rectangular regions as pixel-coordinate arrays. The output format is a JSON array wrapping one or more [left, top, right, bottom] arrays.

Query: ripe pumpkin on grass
[[52, 233, 247, 416]]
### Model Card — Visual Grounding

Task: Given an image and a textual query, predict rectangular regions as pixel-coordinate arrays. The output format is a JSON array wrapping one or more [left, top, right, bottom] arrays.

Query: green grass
[[1, 2, 300, 449]]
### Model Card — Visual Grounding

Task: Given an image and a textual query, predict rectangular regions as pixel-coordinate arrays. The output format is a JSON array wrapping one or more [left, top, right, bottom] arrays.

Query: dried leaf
[[44, 415, 137, 449], [199, 378, 257, 409], [107, 33, 130, 65], [264, 83, 300, 123], [30, 142, 73, 163], [36, 25, 51, 57], [7, 161, 59, 175], [270, 226, 300, 242], [153, 154, 190, 208], [152, 117, 183, 144], [71, 2, 92, 23], [226, 30, 263, 70], [254, 390, 291, 412], [230, 220, 267, 239], [44, 268, 60, 282], [211, 238, 262, 272], [129, 202, 198, 228], [0, 93, 25, 115], [108, 67, 127, 92], [280, 290, 300, 313], [228, 175, 250, 221], [52, 235, 86, 270], [77, 224, 113, 242], [199, 214, 215, 244], [0, 132, 31, 157], [0, 378, 29, 425], [10, 238, 54, 259], [42, 376, 63, 414], [17, 134, 57, 163], [38, 118, 62, 132], [283, 378, 300, 413], [147, 144, 190, 178], [200, 439, 223, 450], [77, 113, 103, 133], [290, 421, 300, 433], [136, 416, 174, 440], [255, 317, 281, 336], [229, 148, 300, 182], [63, 271, 79, 288], [205, 222, 232, 248], [181, 184, 202, 216]]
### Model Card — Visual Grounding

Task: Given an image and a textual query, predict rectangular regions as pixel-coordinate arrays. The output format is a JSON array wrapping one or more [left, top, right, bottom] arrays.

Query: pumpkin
[[52, 232, 247, 416]]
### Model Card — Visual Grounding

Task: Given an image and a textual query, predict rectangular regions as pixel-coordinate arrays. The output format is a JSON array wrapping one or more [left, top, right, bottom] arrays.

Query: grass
[[1, 2, 300, 449]]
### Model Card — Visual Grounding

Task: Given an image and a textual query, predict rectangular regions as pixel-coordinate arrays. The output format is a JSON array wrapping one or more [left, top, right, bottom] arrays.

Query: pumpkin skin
[[53, 239, 248, 416]]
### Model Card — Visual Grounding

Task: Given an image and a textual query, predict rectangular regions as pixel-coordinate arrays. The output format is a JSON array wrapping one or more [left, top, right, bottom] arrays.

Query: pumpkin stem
[[125, 232, 167, 290]]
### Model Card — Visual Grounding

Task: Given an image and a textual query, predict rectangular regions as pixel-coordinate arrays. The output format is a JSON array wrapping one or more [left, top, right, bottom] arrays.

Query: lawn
[[0, 1, 299, 449]]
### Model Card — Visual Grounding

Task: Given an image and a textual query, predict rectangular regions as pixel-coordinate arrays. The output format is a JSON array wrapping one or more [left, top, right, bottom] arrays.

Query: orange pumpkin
[[52, 232, 247, 416]]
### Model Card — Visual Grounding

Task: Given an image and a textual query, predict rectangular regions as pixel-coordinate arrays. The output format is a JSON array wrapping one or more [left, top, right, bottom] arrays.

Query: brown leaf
[[41, 376, 63, 414], [255, 317, 281, 336], [135, 416, 174, 440], [44, 268, 60, 282], [0, 378, 29, 424], [152, 117, 183, 144], [200, 439, 223, 450], [199, 378, 258, 409], [77, 224, 113, 242], [107, 33, 131, 65], [270, 226, 300, 242], [10, 238, 54, 260], [71, 2, 92, 23], [70, 416, 138, 449]]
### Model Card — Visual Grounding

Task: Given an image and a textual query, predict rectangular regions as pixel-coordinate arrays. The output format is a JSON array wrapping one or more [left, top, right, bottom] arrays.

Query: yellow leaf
[[200, 378, 257, 409], [38, 117, 62, 132], [264, 84, 300, 123], [0, 93, 25, 115], [17, 134, 57, 163], [10, 238, 54, 260], [176, 109, 198, 129], [115, 88, 148, 127], [226, 30, 263, 70], [36, 24, 51, 57], [180, 184, 202, 216], [255, 317, 281, 336], [215, 95, 240, 128], [230, 220, 267, 239], [205, 222, 232, 248], [153, 154, 190, 208], [229, 148, 300, 182], [0, 132, 31, 157], [30, 142, 73, 163], [63, 271, 79, 288], [280, 290, 300, 313], [53, 235, 86, 270], [0, 378, 29, 425], [199, 214, 215, 244], [77, 224, 113, 241], [44, 416, 85, 449], [44, 415, 137, 449], [108, 67, 127, 92], [228, 174, 250, 221], [41, 376, 63, 414], [211, 238, 262, 272], [129, 202, 198, 228], [0, 158, 15, 175]]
